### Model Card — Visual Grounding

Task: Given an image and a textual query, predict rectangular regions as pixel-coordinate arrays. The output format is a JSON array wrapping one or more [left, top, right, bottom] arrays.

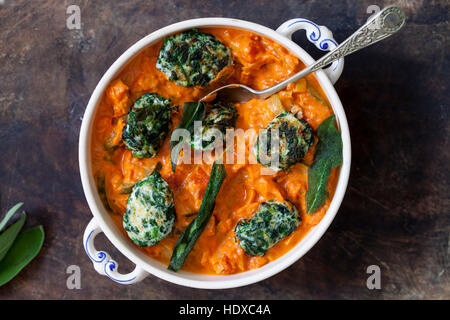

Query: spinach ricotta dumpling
[[255, 111, 314, 171], [122, 93, 173, 158], [235, 200, 301, 257], [156, 29, 233, 87], [123, 170, 175, 247], [191, 101, 238, 150]]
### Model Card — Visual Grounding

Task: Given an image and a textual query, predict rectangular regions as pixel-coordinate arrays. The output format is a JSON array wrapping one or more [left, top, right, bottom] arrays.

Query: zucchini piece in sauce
[[168, 162, 226, 271], [235, 200, 301, 256], [123, 170, 175, 247], [122, 93, 173, 158], [156, 29, 233, 87], [255, 111, 314, 171]]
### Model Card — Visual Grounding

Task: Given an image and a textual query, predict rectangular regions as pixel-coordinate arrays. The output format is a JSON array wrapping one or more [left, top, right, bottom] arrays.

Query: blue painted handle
[[276, 18, 344, 84], [83, 218, 148, 285]]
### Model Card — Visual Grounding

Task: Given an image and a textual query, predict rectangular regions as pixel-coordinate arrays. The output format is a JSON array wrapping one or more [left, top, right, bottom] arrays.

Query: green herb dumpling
[[123, 170, 175, 247], [235, 200, 301, 256], [156, 29, 233, 87], [122, 93, 173, 158], [191, 101, 238, 150], [254, 111, 314, 171]]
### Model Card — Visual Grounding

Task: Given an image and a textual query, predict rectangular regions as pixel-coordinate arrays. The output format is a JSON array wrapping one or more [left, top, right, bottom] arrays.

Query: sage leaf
[[0, 202, 23, 231], [168, 161, 226, 271], [0, 212, 26, 262], [0, 225, 45, 287], [314, 115, 343, 168], [170, 101, 205, 172], [306, 159, 332, 214], [306, 115, 342, 214]]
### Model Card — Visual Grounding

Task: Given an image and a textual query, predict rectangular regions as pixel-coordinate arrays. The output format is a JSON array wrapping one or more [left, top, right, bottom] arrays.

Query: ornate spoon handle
[[258, 6, 406, 98], [310, 6, 406, 72]]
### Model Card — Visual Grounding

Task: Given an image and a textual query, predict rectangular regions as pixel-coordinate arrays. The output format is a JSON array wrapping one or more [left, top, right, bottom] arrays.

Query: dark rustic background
[[0, 0, 448, 299]]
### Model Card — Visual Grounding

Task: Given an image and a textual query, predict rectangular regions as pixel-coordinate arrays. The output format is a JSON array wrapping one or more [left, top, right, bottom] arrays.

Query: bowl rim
[[79, 17, 351, 289]]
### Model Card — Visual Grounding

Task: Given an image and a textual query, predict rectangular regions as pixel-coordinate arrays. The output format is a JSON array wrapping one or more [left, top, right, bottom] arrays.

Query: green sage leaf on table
[[306, 115, 343, 214], [170, 101, 205, 172], [168, 161, 226, 271], [0, 202, 23, 231], [0, 212, 26, 262], [0, 225, 45, 287]]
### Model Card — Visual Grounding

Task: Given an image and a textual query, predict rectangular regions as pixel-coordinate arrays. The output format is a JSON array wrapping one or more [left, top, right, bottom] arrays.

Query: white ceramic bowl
[[79, 17, 351, 289]]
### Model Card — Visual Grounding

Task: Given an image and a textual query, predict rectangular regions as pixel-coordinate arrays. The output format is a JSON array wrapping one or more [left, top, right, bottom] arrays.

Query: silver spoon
[[201, 5, 406, 103]]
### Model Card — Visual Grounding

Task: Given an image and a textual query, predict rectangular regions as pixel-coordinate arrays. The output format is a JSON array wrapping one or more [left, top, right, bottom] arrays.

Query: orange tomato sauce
[[91, 27, 339, 275]]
